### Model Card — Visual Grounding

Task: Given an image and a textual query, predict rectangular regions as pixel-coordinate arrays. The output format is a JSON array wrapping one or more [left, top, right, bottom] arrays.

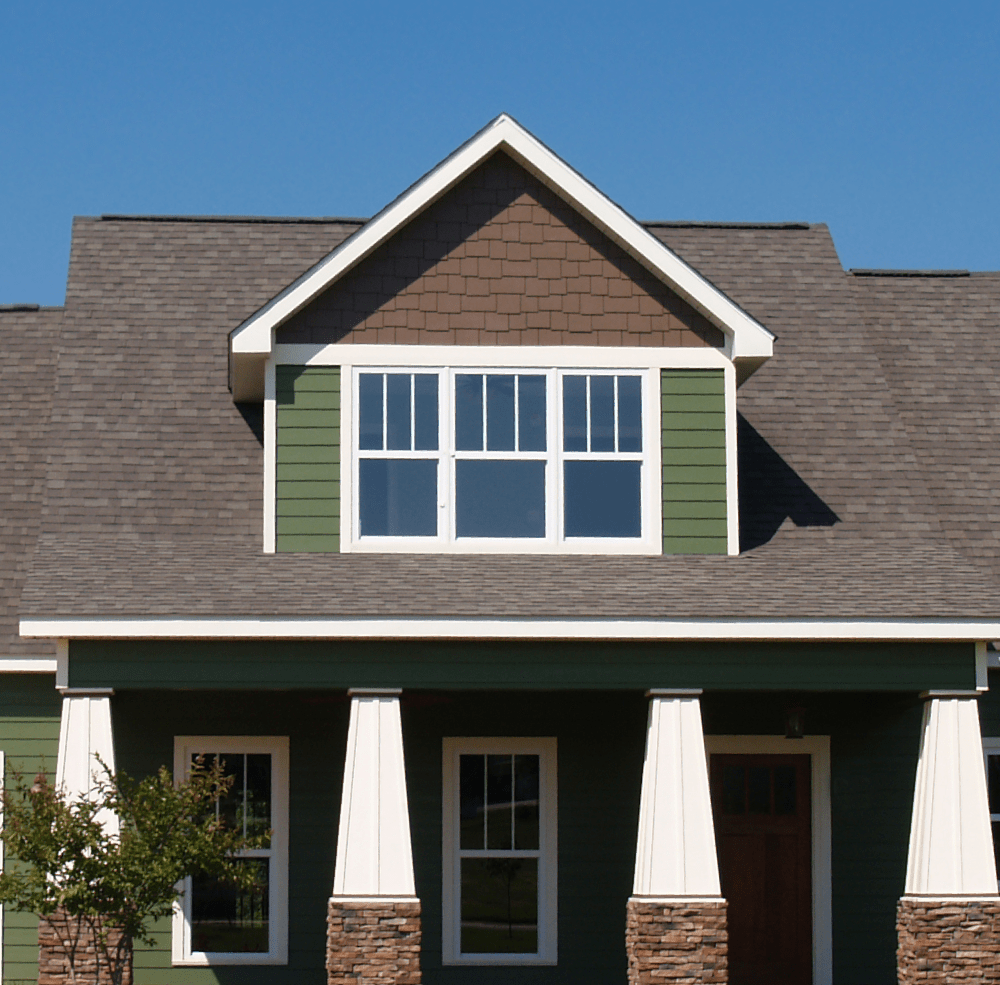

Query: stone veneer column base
[[38, 911, 132, 985], [327, 897, 421, 985], [897, 896, 1000, 984], [626, 897, 728, 985]]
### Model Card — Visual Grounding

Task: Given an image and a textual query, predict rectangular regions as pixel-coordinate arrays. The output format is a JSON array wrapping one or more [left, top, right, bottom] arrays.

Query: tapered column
[[627, 689, 727, 985], [898, 691, 1000, 984], [328, 688, 420, 985], [55, 687, 118, 836]]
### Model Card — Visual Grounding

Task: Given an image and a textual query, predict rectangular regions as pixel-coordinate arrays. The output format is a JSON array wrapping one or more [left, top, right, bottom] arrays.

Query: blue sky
[[2, 0, 998, 304]]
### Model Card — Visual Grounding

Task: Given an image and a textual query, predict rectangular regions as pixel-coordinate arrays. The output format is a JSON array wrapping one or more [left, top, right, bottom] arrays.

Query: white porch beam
[[332, 688, 416, 898]]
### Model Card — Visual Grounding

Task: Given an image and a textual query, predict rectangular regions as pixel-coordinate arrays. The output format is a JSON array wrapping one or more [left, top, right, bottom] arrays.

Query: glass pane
[[215, 753, 243, 834], [722, 765, 745, 814], [358, 374, 383, 451], [359, 459, 437, 536], [617, 375, 642, 453], [989, 756, 1000, 815], [563, 375, 587, 452], [590, 375, 615, 452], [413, 374, 438, 451], [773, 764, 796, 816], [486, 375, 515, 451], [461, 857, 538, 955], [994, 821, 1000, 876], [563, 461, 641, 537], [518, 375, 546, 452], [748, 766, 771, 814], [455, 374, 484, 451], [486, 754, 513, 851], [245, 754, 272, 844], [192, 858, 269, 954], [385, 373, 412, 450], [514, 755, 540, 850], [456, 461, 545, 538], [460, 754, 485, 851]]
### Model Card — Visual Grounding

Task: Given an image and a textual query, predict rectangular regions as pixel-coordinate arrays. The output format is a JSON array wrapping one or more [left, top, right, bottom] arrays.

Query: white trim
[[329, 895, 419, 905], [723, 363, 739, 556], [705, 735, 832, 985], [231, 115, 773, 362], [263, 358, 276, 554], [171, 736, 289, 967], [20, 616, 1000, 642], [0, 657, 58, 673], [275, 343, 732, 370], [442, 737, 557, 966]]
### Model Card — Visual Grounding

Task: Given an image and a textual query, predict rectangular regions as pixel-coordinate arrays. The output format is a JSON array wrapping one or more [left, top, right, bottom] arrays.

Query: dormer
[[229, 115, 773, 556]]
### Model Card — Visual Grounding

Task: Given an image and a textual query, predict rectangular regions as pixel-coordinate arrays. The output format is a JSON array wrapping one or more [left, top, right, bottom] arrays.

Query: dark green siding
[[661, 368, 728, 554], [276, 365, 340, 552], [69, 640, 976, 692], [0, 674, 61, 985]]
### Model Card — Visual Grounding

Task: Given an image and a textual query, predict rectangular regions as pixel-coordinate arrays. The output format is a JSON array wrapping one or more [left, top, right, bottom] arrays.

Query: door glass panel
[[773, 765, 797, 816], [461, 858, 538, 954], [191, 858, 269, 953], [564, 461, 641, 537], [513, 755, 540, 850], [456, 461, 545, 538], [486, 755, 513, 851], [486, 375, 515, 451], [748, 766, 770, 814], [359, 460, 437, 536], [722, 765, 745, 814]]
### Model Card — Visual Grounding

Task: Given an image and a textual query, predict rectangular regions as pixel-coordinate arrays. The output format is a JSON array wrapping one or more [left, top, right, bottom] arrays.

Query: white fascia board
[[18, 617, 1000, 642], [0, 657, 57, 673], [230, 114, 774, 362]]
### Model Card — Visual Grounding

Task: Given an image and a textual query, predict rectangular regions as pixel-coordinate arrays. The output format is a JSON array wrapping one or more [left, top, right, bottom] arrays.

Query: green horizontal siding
[[276, 366, 340, 553], [662, 369, 728, 554]]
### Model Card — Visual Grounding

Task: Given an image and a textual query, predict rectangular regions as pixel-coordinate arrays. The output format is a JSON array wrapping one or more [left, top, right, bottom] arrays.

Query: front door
[[710, 753, 812, 985]]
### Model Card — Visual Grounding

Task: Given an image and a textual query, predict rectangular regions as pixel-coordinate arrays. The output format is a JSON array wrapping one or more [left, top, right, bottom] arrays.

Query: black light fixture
[[785, 706, 806, 739]]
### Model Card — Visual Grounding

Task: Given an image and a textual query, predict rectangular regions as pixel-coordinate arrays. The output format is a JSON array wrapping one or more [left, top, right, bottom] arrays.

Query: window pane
[[773, 765, 797, 816], [722, 765, 745, 815], [460, 755, 485, 851], [989, 756, 1000, 815], [748, 766, 770, 814], [564, 461, 641, 537], [385, 374, 412, 450], [486, 375, 515, 451], [590, 375, 615, 452], [617, 375, 642, 453], [358, 374, 383, 451], [518, 375, 546, 452], [563, 376, 587, 452], [245, 754, 272, 844], [215, 753, 243, 833], [414, 374, 439, 451], [994, 821, 1000, 876], [359, 459, 437, 536], [456, 461, 545, 538], [486, 754, 513, 850], [455, 374, 484, 451], [192, 858, 269, 954], [514, 755, 540, 850], [461, 858, 538, 955]]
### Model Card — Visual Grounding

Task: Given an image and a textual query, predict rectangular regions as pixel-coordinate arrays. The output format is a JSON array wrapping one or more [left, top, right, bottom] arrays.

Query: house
[[2, 113, 1000, 985]]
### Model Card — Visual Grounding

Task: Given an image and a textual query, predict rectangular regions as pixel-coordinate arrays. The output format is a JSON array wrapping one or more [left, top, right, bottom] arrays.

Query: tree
[[0, 757, 263, 985]]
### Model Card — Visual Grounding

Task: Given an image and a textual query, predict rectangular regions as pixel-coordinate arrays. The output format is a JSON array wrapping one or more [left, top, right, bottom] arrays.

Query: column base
[[39, 911, 132, 985], [327, 896, 421, 985], [897, 896, 1000, 984], [626, 896, 728, 984]]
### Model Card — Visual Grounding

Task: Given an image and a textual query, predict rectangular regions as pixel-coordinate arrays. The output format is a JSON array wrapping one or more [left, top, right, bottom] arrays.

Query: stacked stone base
[[38, 912, 132, 985], [897, 897, 1000, 984], [328, 897, 422, 984], [626, 897, 728, 984]]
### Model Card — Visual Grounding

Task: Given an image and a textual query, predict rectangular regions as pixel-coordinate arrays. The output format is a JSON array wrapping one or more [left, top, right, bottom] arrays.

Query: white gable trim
[[230, 115, 773, 365]]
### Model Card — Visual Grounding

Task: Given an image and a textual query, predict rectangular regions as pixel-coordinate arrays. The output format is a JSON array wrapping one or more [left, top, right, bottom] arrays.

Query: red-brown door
[[710, 754, 812, 985]]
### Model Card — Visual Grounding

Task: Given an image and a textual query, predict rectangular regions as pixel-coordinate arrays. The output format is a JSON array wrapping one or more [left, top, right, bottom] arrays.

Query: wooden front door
[[710, 754, 812, 985]]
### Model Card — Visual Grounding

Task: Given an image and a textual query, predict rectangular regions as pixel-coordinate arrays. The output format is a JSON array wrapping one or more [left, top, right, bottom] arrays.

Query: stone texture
[[897, 897, 1000, 984], [626, 897, 728, 984], [38, 911, 132, 985], [328, 898, 422, 984]]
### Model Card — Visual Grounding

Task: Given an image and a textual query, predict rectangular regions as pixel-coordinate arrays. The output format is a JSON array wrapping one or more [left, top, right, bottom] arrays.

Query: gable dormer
[[229, 115, 773, 557]]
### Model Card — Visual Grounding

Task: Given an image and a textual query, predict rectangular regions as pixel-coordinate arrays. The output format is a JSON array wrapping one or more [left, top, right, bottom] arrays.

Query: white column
[[332, 688, 416, 899], [633, 688, 721, 898], [904, 691, 998, 897], [55, 687, 119, 836]]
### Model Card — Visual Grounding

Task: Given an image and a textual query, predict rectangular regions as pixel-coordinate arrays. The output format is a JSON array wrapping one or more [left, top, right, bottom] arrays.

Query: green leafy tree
[[0, 757, 263, 985]]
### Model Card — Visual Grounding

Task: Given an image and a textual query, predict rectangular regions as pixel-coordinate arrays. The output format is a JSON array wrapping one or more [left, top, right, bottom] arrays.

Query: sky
[[2, 0, 998, 305]]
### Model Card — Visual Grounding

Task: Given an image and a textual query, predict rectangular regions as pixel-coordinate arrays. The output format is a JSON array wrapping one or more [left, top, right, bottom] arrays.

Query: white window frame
[[983, 737, 1000, 844], [345, 362, 661, 554], [442, 737, 557, 966], [171, 736, 289, 967]]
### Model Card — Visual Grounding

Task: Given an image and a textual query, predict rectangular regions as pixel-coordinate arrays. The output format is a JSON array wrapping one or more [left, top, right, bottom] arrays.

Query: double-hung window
[[349, 366, 658, 551], [172, 737, 289, 966]]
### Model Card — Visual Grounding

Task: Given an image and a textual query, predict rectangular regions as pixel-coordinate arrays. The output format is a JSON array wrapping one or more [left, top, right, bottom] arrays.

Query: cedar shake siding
[[277, 153, 725, 349]]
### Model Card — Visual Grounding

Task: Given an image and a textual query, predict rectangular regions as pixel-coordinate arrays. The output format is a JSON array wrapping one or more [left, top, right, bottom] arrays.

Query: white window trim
[[704, 735, 832, 985], [171, 736, 289, 967], [983, 736, 1000, 824], [442, 737, 557, 966]]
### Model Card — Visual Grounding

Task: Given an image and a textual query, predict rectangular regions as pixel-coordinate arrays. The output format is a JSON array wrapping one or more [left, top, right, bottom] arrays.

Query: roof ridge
[[98, 214, 368, 224], [643, 221, 813, 230], [850, 268, 970, 277]]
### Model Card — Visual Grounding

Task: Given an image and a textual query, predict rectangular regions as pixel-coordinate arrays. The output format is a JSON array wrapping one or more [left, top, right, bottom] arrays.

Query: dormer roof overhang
[[229, 114, 774, 400]]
